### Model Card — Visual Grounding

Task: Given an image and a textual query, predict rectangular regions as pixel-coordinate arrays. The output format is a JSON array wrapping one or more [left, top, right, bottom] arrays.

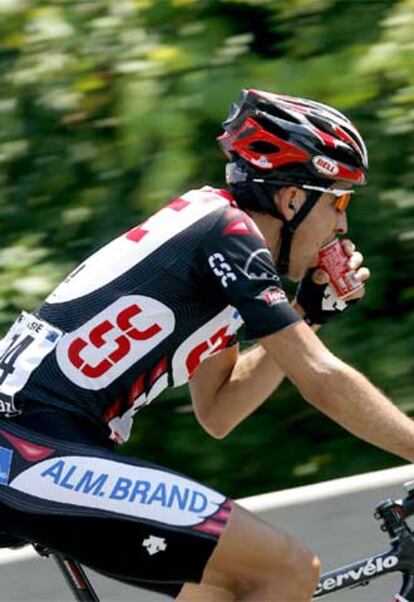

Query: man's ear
[[274, 187, 304, 220]]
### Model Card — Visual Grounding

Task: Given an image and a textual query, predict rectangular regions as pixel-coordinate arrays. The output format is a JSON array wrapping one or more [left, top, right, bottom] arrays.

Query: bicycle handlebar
[[315, 481, 414, 600], [402, 496, 414, 520]]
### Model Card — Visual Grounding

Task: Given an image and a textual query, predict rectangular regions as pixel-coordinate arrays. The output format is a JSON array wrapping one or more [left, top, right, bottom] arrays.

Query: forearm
[[211, 343, 285, 437], [210, 305, 319, 437], [308, 360, 414, 462]]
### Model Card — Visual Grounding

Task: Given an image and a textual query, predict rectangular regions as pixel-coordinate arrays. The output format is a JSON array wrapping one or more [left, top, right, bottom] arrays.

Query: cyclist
[[0, 89, 412, 602]]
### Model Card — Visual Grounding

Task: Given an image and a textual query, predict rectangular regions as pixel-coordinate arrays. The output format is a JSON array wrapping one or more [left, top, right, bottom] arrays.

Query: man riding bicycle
[[0, 89, 413, 601]]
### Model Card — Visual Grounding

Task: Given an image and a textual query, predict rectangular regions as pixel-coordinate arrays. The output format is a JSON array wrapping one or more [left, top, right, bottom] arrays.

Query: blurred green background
[[0, 0, 413, 498]]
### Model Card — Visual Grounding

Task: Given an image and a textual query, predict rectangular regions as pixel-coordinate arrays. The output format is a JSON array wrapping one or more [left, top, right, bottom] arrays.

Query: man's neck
[[248, 211, 283, 262]]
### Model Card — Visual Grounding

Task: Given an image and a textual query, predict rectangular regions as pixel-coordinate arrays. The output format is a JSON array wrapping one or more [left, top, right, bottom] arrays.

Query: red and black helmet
[[218, 89, 368, 186]]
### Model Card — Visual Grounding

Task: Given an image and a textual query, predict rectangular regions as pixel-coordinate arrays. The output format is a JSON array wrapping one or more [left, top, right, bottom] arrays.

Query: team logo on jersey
[[208, 253, 237, 288], [56, 296, 175, 390], [9, 456, 226, 527], [172, 306, 243, 386], [142, 536, 167, 556], [256, 286, 287, 306], [243, 249, 278, 281]]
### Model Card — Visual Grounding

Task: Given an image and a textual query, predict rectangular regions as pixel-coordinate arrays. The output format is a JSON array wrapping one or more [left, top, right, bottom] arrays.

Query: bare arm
[[190, 303, 318, 438], [260, 321, 414, 463], [191, 316, 414, 462], [190, 341, 286, 438]]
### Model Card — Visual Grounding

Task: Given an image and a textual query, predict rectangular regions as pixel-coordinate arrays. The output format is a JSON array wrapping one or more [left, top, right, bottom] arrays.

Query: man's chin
[[286, 264, 314, 282], [309, 254, 320, 269], [285, 271, 302, 283], [289, 256, 319, 281]]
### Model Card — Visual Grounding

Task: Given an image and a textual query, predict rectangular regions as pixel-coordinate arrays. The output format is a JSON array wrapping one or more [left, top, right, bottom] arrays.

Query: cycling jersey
[[0, 186, 300, 444]]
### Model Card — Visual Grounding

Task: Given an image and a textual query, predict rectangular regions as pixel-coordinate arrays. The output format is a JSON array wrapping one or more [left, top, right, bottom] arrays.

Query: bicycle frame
[[314, 543, 414, 599], [34, 544, 99, 602], [314, 481, 414, 600]]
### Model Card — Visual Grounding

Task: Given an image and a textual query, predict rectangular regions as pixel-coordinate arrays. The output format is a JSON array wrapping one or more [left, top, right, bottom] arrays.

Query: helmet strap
[[240, 177, 322, 275], [250, 181, 285, 219], [276, 190, 322, 275]]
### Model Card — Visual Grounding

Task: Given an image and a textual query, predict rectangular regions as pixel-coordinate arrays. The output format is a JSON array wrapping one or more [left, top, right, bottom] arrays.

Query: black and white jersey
[[0, 187, 301, 443]]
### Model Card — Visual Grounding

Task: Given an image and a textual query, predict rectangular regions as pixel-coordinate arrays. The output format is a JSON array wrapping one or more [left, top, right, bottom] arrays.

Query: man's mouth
[[309, 254, 319, 268]]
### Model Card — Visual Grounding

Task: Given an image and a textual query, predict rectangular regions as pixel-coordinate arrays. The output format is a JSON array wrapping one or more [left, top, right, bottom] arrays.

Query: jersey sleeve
[[199, 207, 302, 340]]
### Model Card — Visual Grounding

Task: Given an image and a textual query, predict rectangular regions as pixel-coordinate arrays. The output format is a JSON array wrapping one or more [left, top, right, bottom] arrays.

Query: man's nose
[[335, 211, 348, 235]]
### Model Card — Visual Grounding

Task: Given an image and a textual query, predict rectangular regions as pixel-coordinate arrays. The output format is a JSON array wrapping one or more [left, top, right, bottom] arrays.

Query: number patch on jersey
[[56, 296, 175, 390], [0, 312, 63, 416]]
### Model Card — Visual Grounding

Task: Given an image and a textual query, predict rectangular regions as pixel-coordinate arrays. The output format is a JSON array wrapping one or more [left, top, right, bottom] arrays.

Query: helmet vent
[[307, 114, 332, 134], [249, 141, 279, 154], [324, 146, 358, 168], [255, 100, 301, 124], [254, 114, 290, 140]]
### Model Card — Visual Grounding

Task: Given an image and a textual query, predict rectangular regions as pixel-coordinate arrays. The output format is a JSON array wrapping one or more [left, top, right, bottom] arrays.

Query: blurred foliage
[[0, 0, 413, 498]]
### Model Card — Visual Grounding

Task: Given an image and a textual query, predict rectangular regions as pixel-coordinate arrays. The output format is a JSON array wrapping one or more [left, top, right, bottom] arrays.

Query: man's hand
[[295, 239, 370, 325]]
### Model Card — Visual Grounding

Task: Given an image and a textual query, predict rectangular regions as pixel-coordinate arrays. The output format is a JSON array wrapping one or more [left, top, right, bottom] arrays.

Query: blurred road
[[0, 473, 412, 601]]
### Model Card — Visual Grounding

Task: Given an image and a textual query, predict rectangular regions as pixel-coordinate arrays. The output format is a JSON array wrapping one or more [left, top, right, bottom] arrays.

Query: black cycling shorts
[[0, 414, 233, 598]]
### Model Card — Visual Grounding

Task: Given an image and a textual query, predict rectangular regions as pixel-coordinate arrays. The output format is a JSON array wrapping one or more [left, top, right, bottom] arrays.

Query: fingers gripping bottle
[[318, 239, 364, 300]]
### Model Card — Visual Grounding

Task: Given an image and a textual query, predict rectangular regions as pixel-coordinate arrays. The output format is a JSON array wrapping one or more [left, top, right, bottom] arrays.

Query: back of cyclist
[[8, 185, 298, 445], [0, 89, 413, 601]]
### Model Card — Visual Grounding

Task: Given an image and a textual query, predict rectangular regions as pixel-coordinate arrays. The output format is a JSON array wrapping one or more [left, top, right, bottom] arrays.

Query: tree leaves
[[0, 0, 412, 496]]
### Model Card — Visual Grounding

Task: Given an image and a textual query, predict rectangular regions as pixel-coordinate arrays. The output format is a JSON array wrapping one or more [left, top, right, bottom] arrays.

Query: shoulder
[[214, 204, 265, 243], [190, 187, 266, 246]]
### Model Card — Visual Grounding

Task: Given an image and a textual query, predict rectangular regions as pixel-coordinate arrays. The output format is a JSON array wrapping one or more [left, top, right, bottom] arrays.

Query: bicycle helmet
[[217, 89, 368, 274]]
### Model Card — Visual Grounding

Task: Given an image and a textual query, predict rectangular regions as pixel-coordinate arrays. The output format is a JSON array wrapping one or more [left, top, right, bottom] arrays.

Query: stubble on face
[[287, 194, 341, 282]]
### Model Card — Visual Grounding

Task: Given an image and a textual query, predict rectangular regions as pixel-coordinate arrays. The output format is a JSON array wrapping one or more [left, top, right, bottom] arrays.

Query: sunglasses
[[302, 184, 355, 212], [252, 179, 355, 212]]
